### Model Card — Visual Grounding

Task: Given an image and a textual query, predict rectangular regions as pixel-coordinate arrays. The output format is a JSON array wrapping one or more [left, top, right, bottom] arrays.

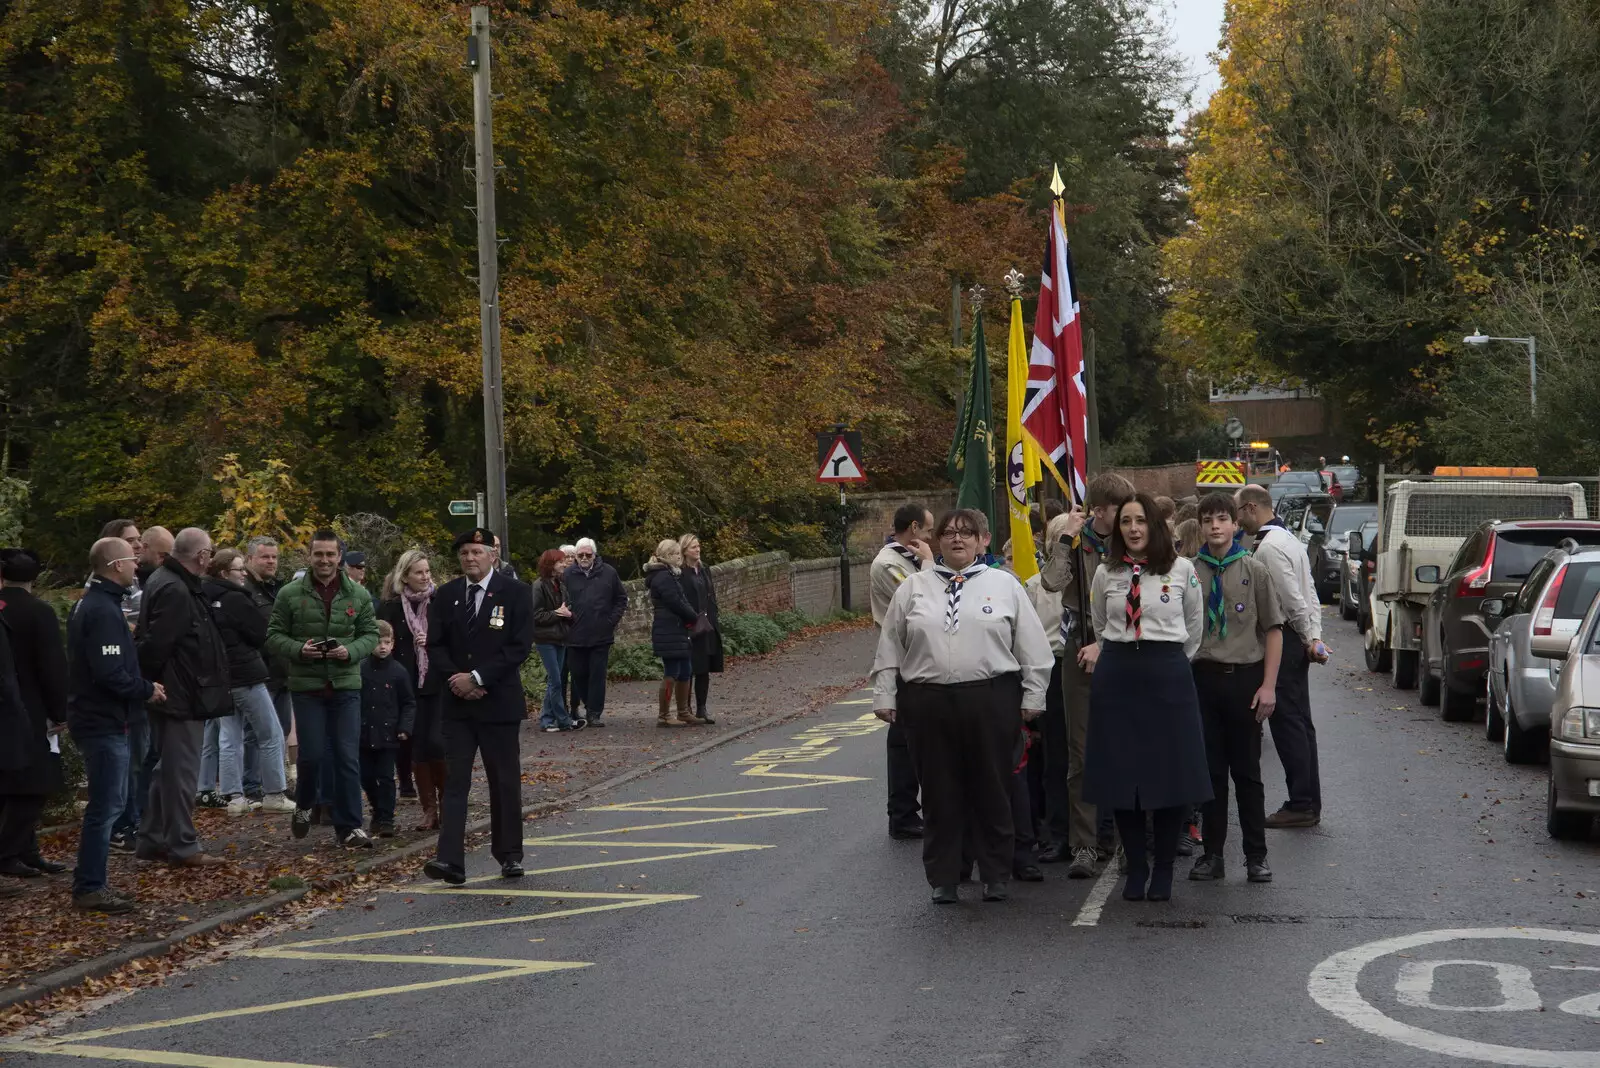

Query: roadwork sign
[[817, 431, 866, 483], [1195, 459, 1246, 486]]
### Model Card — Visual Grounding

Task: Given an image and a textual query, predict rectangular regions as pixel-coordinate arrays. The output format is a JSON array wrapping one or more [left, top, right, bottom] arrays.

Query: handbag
[[690, 613, 714, 637]]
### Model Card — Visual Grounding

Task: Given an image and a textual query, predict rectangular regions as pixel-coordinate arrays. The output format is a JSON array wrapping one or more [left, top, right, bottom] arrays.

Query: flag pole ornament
[[1003, 267, 1039, 583], [1021, 164, 1090, 505]]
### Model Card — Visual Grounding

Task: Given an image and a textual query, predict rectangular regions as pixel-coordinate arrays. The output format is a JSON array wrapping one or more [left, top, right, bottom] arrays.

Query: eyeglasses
[[576, 552, 595, 559], [939, 530, 980, 541], [108, 557, 136, 566]]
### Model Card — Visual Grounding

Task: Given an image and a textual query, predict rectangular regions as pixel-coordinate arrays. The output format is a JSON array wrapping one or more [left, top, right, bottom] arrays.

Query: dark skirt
[[1084, 641, 1213, 811]]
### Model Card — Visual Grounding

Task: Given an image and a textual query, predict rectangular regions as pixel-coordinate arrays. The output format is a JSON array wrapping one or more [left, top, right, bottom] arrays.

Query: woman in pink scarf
[[379, 550, 445, 830]]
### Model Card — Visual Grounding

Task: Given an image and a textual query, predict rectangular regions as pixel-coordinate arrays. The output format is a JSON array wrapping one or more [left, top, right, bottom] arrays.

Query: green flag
[[946, 308, 997, 533]]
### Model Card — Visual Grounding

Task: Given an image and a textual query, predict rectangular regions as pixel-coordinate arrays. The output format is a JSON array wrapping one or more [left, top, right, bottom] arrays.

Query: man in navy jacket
[[68, 538, 165, 912], [422, 528, 534, 885]]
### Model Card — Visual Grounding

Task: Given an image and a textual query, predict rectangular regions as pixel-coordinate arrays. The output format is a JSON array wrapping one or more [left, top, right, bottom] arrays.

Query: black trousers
[[885, 721, 921, 829], [568, 646, 612, 722], [360, 748, 398, 827], [0, 794, 45, 863], [1038, 656, 1071, 846], [1195, 661, 1268, 862], [899, 675, 1021, 887], [436, 719, 523, 869], [1269, 628, 1321, 814]]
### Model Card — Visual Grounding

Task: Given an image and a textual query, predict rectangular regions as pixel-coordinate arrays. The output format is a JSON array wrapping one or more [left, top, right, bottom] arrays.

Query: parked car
[[1486, 542, 1600, 762], [1343, 519, 1380, 623], [1327, 464, 1368, 501], [1531, 598, 1600, 839], [1308, 503, 1378, 604], [1418, 519, 1600, 721]]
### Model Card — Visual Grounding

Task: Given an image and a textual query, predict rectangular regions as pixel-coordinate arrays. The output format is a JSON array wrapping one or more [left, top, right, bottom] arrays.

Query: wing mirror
[[1531, 632, 1578, 661], [1480, 598, 1506, 618], [1347, 533, 1363, 558], [1414, 564, 1441, 584]]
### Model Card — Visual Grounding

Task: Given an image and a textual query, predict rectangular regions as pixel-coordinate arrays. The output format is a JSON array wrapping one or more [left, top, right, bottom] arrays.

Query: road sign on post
[[448, 500, 477, 517], [816, 428, 865, 612]]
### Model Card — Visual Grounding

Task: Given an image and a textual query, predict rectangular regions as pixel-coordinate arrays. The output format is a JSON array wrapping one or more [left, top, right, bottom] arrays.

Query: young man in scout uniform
[[1188, 492, 1283, 885]]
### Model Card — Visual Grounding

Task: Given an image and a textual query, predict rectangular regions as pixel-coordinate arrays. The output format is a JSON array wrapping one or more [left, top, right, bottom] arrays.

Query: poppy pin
[[346, 606, 355, 617]]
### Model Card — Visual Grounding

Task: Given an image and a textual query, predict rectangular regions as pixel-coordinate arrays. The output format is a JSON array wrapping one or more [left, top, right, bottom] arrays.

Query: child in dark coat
[[361, 621, 416, 837]]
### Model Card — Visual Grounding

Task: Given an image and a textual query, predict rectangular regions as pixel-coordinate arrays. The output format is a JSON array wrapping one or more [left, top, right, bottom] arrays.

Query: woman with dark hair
[[677, 534, 722, 724], [1081, 492, 1210, 904], [532, 548, 581, 733], [378, 550, 445, 831], [871, 508, 1053, 905]]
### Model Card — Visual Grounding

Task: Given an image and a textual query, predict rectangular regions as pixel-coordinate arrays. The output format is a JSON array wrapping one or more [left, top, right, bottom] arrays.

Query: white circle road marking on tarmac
[[1309, 927, 1600, 1067]]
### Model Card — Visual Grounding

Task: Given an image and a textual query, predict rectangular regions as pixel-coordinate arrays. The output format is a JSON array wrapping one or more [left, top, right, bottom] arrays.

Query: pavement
[[4, 608, 1600, 1068]]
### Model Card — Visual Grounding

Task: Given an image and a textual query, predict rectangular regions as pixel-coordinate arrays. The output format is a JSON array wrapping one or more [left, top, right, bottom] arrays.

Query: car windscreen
[[1330, 465, 1360, 485], [1329, 505, 1376, 534], [1403, 494, 1576, 539], [1555, 562, 1600, 618], [1278, 472, 1321, 489], [1492, 530, 1592, 581]]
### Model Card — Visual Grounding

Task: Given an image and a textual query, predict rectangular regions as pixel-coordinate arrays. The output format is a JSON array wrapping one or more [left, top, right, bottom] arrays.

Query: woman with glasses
[[201, 549, 293, 817], [1081, 492, 1210, 903], [872, 508, 1053, 905], [563, 538, 628, 727]]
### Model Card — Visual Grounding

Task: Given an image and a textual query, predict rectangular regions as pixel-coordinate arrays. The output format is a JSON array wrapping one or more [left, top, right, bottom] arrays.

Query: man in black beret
[[342, 550, 371, 602], [422, 528, 536, 884], [0, 548, 69, 879]]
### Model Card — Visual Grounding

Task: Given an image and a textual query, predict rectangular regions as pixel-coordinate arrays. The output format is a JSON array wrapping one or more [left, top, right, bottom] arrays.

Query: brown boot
[[674, 681, 698, 725], [657, 680, 679, 727], [413, 763, 438, 831]]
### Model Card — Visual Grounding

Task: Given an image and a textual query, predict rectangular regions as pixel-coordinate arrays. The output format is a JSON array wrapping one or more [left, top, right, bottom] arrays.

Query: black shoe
[[372, 821, 395, 839], [423, 859, 467, 885], [1175, 834, 1195, 858], [1037, 844, 1067, 863], [981, 881, 1009, 902], [888, 821, 924, 840], [195, 790, 226, 809], [500, 860, 525, 878], [1265, 807, 1318, 829], [1189, 854, 1225, 881], [565, 719, 587, 732], [1147, 864, 1174, 902], [23, 856, 67, 875], [1247, 858, 1273, 883], [0, 858, 41, 878], [931, 885, 959, 905], [1013, 864, 1044, 883], [585, 719, 605, 727], [1122, 862, 1149, 901], [697, 709, 716, 724], [108, 831, 135, 854], [291, 808, 312, 839]]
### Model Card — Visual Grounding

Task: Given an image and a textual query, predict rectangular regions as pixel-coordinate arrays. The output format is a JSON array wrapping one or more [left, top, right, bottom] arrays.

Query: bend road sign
[[817, 431, 867, 483]]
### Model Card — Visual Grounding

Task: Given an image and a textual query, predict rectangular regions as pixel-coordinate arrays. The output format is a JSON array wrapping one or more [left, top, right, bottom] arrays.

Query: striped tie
[[1123, 557, 1143, 639], [934, 563, 987, 633]]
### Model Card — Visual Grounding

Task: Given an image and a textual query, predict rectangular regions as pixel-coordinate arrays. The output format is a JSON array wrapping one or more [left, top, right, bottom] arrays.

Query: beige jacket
[[1038, 517, 1114, 644]]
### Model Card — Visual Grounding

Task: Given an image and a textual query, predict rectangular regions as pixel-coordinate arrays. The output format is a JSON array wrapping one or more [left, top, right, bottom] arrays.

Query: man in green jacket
[[266, 530, 380, 847]]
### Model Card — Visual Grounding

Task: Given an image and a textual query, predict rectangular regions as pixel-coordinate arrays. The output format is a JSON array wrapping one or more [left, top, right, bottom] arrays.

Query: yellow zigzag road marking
[[19, 713, 877, 1065]]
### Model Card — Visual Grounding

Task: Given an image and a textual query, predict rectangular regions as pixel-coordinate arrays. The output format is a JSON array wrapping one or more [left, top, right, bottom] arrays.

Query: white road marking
[[1309, 926, 1600, 1066], [1070, 863, 1119, 926]]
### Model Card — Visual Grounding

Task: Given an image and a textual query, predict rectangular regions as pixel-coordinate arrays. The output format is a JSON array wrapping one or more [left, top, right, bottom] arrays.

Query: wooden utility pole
[[469, 6, 510, 551]]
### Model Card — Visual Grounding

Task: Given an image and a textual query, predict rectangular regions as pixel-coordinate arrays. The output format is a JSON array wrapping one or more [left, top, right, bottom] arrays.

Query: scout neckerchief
[[1196, 536, 1250, 638], [1079, 524, 1108, 558], [888, 541, 924, 573], [1122, 555, 1144, 638], [932, 562, 989, 633]]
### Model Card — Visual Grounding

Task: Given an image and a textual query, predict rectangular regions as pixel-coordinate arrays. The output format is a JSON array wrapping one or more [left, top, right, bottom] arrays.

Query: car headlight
[[1557, 707, 1600, 742]]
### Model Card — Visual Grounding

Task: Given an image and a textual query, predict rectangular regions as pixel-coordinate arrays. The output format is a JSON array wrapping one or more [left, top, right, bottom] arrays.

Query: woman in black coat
[[676, 534, 722, 724], [645, 539, 699, 728], [377, 549, 445, 831], [0, 548, 64, 876], [203, 550, 292, 814]]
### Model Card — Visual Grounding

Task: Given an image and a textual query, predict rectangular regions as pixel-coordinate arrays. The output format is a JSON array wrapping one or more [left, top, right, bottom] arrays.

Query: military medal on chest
[[489, 603, 505, 630]]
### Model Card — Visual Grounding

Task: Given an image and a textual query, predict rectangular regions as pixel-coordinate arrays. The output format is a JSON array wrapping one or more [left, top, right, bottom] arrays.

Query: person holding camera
[[266, 530, 381, 849]]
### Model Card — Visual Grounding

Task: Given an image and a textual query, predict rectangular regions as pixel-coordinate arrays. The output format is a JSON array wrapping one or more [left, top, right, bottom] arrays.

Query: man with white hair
[[562, 538, 627, 726], [136, 527, 231, 867]]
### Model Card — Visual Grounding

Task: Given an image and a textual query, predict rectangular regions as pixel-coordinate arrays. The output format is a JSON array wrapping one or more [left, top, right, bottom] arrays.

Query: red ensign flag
[[1022, 203, 1088, 504]]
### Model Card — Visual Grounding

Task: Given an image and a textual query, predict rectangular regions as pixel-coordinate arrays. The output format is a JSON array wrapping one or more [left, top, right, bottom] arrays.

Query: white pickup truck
[[1362, 476, 1589, 688]]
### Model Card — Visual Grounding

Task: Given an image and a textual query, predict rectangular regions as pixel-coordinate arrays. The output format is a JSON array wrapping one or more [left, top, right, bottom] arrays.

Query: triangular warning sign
[[817, 437, 866, 482]]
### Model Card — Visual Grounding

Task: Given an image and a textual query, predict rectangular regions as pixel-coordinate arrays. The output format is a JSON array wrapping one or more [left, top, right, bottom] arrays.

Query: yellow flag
[[1006, 294, 1039, 582]]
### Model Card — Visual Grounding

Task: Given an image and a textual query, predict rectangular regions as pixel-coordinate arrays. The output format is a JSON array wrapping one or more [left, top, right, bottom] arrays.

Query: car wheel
[[1503, 692, 1547, 764], [1365, 622, 1391, 672], [1547, 774, 1592, 840], [1440, 677, 1475, 722], [1419, 662, 1441, 706], [1484, 672, 1505, 742], [1340, 583, 1357, 622], [1392, 648, 1418, 690]]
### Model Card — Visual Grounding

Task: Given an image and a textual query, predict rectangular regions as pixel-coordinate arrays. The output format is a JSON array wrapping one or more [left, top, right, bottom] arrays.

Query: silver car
[[1531, 589, 1600, 839], [1487, 544, 1600, 763]]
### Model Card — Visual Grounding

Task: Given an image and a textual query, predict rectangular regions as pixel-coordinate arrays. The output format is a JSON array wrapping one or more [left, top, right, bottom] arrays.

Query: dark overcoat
[[678, 565, 724, 675], [645, 565, 696, 660]]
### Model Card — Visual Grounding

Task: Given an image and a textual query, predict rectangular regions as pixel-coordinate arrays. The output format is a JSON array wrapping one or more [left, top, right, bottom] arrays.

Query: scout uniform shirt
[[1039, 522, 1113, 644], [870, 541, 924, 626], [1192, 552, 1284, 665], [1089, 557, 1204, 660]]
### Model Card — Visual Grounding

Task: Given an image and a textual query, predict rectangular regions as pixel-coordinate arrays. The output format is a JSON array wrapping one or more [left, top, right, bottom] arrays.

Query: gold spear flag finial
[[1049, 164, 1065, 198]]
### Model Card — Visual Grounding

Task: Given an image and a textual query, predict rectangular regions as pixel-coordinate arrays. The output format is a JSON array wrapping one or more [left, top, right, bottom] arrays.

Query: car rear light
[[1455, 536, 1496, 598], [1365, 559, 1375, 576], [1534, 564, 1567, 637]]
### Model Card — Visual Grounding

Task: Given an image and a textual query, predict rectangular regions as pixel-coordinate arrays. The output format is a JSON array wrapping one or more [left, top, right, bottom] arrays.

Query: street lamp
[[1463, 329, 1537, 414]]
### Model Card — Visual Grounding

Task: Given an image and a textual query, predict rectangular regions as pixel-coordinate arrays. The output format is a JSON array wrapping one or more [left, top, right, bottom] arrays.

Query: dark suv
[[1419, 519, 1600, 721]]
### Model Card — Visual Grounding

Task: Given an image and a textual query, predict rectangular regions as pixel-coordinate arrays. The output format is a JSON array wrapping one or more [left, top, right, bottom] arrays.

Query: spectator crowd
[[0, 519, 730, 913]]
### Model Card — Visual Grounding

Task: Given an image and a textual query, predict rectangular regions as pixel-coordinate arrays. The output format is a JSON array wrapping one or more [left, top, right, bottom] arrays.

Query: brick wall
[[791, 555, 871, 618], [846, 489, 957, 556], [1109, 462, 1202, 501]]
